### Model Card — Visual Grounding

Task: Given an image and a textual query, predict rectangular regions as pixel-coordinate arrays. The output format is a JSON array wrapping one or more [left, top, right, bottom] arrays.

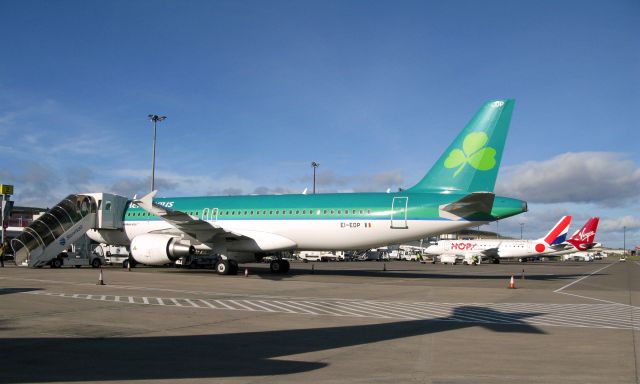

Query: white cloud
[[600, 216, 640, 232], [496, 152, 640, 207]]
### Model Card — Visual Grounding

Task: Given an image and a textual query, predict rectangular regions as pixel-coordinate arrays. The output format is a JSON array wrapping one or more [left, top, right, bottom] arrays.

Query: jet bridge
[[11, 193, 129, 267]]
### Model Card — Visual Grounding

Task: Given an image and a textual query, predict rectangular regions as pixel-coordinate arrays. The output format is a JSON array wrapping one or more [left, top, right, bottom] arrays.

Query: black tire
[[229, 260, 239, 275], [128, 257, 137, 268], [122, 259, 129, 269], [51, 258, 63, 268], [216, 260, 230, 275], [91, 258, 101, 268], [74, 265, 82, 268], [280, 259, 290, 273], [270, 260, 281, 273]]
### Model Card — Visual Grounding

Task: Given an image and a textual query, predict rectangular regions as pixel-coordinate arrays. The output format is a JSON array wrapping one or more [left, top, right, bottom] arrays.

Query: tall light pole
[[623, 226, 626, 257], [311, 161, 319, 194], [520, 223, 524, 240], [148, 114, 166, 191]]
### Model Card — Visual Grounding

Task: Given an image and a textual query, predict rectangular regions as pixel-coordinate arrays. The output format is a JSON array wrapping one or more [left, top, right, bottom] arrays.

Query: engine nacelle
[[130, 234, 195, 265]]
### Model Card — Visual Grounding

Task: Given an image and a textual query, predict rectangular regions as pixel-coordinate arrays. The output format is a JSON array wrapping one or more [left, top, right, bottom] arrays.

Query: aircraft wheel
[[122, 260, 129, 269], [216, 260, 230, 275], [280, 259, 290, 273], [270, 260, 282, 273], [51, 258, 63, 268]]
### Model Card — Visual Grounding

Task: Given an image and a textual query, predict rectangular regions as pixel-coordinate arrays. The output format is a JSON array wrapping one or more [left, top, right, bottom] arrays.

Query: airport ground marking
[[554, 262, 616, 293], [20, 290, 640, 330]]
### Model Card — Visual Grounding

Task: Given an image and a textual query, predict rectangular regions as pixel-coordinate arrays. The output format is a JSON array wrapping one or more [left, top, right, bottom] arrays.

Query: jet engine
[[130, 234, 195, 265]]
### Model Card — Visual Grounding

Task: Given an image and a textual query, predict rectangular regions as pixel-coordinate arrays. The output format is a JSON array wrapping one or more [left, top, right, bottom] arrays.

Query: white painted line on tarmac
[[198, 299, 217, 309], [554, 262, 616, 293], [19, 290, 640, 330], [214, 300, 236, 310]]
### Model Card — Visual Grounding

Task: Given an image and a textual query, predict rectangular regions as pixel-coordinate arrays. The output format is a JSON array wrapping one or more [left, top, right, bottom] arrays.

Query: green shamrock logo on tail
[[444, 132, 497, 177]]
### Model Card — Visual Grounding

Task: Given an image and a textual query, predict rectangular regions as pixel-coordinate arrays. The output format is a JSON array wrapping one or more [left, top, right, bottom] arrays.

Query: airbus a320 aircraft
[[423, 216, 572, 264], [12, 99, 527, 274]]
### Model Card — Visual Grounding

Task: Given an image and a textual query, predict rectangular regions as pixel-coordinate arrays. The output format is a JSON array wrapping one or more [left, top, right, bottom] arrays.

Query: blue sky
[[1, 0, 638, 248]]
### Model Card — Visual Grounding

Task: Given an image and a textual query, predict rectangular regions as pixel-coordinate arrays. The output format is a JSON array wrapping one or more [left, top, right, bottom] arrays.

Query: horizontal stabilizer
[[439, 192, 495, 220]]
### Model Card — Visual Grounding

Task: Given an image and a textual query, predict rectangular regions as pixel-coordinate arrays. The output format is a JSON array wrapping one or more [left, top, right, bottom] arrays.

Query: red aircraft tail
[[566, 217, 599, 251]]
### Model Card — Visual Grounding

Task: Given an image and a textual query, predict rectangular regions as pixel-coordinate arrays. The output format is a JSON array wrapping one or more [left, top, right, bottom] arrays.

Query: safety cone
[[508, 274, 516, 289], [244, 268, 249, 277], [97, 267, 105, 286]]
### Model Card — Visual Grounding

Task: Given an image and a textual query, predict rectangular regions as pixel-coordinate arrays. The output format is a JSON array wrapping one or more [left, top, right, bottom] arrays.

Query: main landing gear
[[270, 259, 290, 274], [215, 259, 239, 275]]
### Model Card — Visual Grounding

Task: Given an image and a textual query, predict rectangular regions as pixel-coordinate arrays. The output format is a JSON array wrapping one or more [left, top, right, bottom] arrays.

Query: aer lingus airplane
[[12, 99, 527, 273]]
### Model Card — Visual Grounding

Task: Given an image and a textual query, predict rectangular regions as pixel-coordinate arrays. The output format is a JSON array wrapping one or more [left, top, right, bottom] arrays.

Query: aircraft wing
[[479, 247, 500, 258], [133, 191, 247, 244], [439, 192, 495, 220]]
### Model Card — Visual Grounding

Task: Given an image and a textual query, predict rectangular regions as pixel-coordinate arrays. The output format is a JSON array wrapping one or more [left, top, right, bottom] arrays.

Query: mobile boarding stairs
[[11, 193, 129, 267]]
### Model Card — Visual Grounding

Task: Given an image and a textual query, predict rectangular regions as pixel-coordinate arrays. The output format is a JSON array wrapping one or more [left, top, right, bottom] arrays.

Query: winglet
[[133, 190, 166, 216]]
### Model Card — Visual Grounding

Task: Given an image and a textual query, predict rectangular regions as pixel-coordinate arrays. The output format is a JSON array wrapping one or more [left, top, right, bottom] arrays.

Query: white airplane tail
[[538, 216, 572, 245]]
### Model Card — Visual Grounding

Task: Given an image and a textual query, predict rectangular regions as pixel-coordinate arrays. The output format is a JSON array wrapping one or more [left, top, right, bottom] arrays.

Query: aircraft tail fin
[[407, 99, 515, 193], [538, 216, 572, 245], [567, 217, 600, 251]]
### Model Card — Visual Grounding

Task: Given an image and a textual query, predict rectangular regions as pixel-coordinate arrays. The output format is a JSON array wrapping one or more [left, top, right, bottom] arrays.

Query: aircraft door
[[211, 208, 218, 223], [391, 197, 408, 229]]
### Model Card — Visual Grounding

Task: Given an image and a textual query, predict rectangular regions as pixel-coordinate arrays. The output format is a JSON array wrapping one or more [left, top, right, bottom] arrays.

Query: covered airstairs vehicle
[[11, 193, 129, 267]]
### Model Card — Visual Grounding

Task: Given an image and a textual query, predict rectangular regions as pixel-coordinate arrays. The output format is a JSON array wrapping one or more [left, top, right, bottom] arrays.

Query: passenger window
[[270, 210, 273, 215], [244, 210, 248, 215], [295, 210, 300, 215], [263, 210, 267, 215], [276, 210, 279, 214], [359, 209, 363, 214], [302, 210, 306, 214], [323, 209, 327, 214], [331, 209, 334, 214], [337, 210, 341, 214], [250, 210, 254, 215], [367, 209, 371, 214], [352, 209, 356, 214], [289, 210, 293, 214]]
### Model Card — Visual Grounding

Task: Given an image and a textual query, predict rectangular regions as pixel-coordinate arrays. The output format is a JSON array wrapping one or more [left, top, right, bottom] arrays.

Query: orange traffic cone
[[97, 267, 105, 286], [244, 268, 249, 277], [508, 274, 516, 289]]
